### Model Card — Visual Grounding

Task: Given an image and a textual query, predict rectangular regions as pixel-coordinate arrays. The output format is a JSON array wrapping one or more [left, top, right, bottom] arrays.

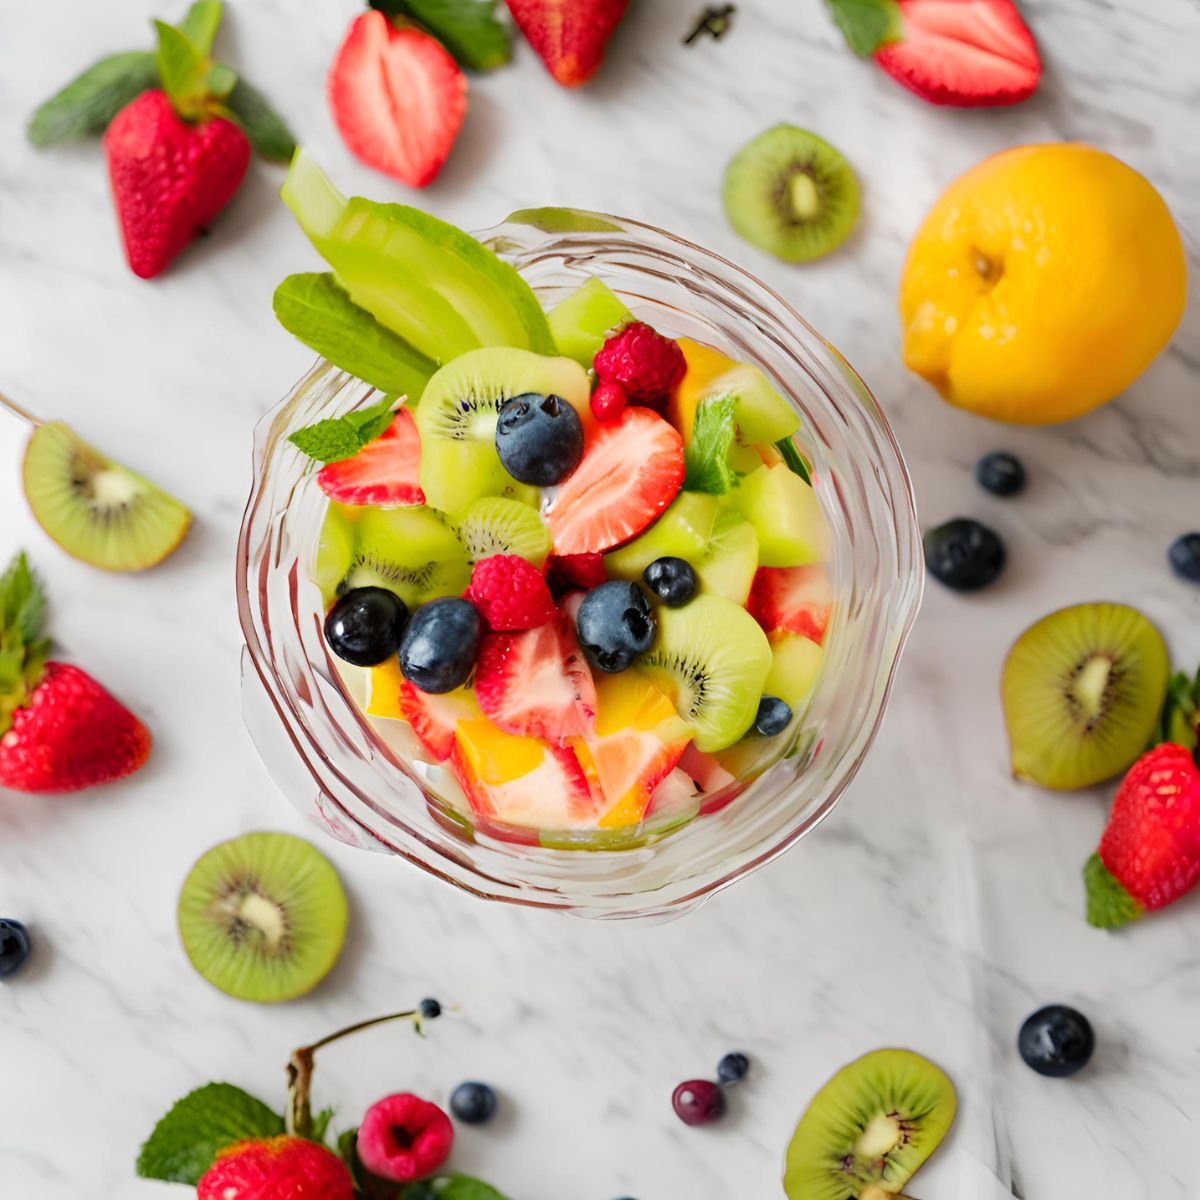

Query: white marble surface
[[2, 1, 1199, 1197]]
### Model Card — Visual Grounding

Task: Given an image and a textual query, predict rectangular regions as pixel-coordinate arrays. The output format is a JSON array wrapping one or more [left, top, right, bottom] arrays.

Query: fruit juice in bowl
[[237, 153, 921, 918]]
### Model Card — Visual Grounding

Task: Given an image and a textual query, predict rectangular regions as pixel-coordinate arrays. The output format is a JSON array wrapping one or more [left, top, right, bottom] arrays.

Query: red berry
[[317, 409, 424, 507], [546, 552, 607, 593], [197, 1136, 354, 1200], [506, 0, 630, 87], [467, 555, 557, 631], [357, 1093, 454, 1183], [590, 379, 628, 422], [593, 322, 686, 405], [672, 1079, 726, 1126]]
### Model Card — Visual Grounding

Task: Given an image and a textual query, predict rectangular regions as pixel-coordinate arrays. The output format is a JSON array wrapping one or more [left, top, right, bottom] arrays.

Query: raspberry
[[590, 379, 628, 421], [357, 1093, 454, 1183], [467, 555, 556, 631], [197, 1136, 354, 1200], [593, 321, 686, 405], [545, 552, 607, 594]]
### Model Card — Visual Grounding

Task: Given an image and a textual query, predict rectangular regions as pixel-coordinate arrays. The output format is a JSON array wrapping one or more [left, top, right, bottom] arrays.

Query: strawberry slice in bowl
[[747, 564, 834, 644], [317, 408, 425, 507], [399, 680, 482, 762]]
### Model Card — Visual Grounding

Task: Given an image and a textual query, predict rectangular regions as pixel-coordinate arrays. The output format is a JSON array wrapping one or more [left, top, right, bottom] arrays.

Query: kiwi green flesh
[[456, 496, 550, 566], [177, 832, 348, 1004], [23, 421, 191, 572], [784, 1049, 957, 1200], [1002, 602, 1169, 790]]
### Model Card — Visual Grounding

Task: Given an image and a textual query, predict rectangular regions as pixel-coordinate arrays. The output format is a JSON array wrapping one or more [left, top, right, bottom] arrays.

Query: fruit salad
[[277, 153, 834, 848]]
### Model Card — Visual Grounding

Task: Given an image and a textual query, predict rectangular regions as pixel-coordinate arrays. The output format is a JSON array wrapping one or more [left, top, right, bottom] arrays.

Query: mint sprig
[[27, 51, 160, 144], [684, 394, 738, 494], [289, 397, 397, 465], [826, 0, 903, 56], [370, 0, 512, 71]]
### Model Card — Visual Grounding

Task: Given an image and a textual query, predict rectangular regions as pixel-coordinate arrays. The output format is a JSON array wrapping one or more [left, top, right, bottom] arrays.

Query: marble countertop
[[2, 1, 1198, 1197]]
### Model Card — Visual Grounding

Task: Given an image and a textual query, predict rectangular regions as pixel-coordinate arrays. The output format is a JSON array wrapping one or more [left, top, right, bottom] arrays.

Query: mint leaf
[[345, 398, 398, 444], [1083, 853, 1144, 929], [826, 0, 902, 55], [136, 1083, 284, 1185], [27, 51, 159, 145], [684, 394, 738, 494], [274, 273, 436, 399], [370, 0, 511, 71], [154, 19, 207, 111], [289, 398, 397, 465], [179, 0, 223, 55], [225, 78, 296, 161], [775, 436, 812, 485]]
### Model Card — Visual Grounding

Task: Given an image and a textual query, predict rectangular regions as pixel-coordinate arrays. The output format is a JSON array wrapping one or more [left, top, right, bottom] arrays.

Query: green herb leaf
[[274, 272, 436, 399], [370, 0, 511, 71], [154, 19, 208, 112], [429, 1175, 512, 1199], [1083, 853, 1144, 930], [224, 78, 296, 161], [205, 61, 238, 100], [136, 1083, 284, 1185], [289, 397, 397, 465], [1156, 667, 1200, 752], [27, 51, 159, 145], [825, 0, 902, 56], [179, 0, 224, 55], [775, 436, 812, 485], [1, 552, 46, 646], [684, 394, 738, 494], [309, 1107, 334, 1145]]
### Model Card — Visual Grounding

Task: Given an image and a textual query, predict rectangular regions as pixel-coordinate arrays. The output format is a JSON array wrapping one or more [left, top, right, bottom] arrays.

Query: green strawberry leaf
[[370, 0, 512, 71], [1083, 852, 1145, 929], [775, 436, 813, 485], [309, 1107, 334, 1146], [424, 1175, 511, 1199], [27, 51, 159, 145], [154, 19, 208, 112], [179, 0, 224, 55], [206, 61, 238, 100], [684, 394, 738, 494], [288, 397, 397, 465], [136, 1082, 285, 1185], [1, 552, 46, 646], [274, 272, 436, 399], [1156, 667, 1200, 753], [825, 0, 903, 56], [224, 78, 296, 161]]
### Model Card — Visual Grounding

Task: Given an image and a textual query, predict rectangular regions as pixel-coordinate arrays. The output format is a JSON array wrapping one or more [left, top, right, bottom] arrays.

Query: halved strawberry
[[874, 0, 1041, 107], [399, 680, 481, 761], [747, 564, 833, 643], [317, 408, 424, 507], [546, 407, 684, 554], [328, 12, 467, 188]]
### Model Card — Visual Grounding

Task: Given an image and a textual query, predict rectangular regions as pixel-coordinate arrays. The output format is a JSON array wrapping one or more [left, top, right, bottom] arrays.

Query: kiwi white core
[[1071, 654, 1113, 720]]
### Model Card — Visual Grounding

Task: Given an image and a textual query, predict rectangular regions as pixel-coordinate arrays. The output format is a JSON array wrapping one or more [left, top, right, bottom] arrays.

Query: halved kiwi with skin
[[1002, 602, 1169, 790], [723, 125, 859, 263], [177, 831, 348, 1004], [784, 1048, 957, 1200], [23, 421, 191, 571]]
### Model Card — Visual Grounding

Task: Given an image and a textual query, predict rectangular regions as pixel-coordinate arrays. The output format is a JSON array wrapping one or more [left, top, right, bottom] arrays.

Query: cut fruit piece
[[604, 492, 719, 581], [281, 150, 555, 363], [693, 508, 759, 605], [783, 1048, 957, 1200], [456, 496, 550, 566], [748, 564, 834, 643], [339, 506, 469, 608], [22, 421, 191, 572], [416, 345, 589, 512], [547, 277, 633, 367], [723, 125, 859, 263], [679, 743, 738, 794], [1002, 603, 1170, 790], [177, 832, 348, 1004], [401, 679, 481, 760], [317, 408, 425, 508], [315, 503, 357, 603], [640, 595, 771, 752], [764, 632, 824, 710], [475, 619, 597, 741], [546, 407, 685, 554], [365, 656, 407, 720], [669, 338, 737, 443], [355, 506, 462, 568], [643, 767, 701, 831], [711, 363, 800, 444], [733, 464, 829, 567]]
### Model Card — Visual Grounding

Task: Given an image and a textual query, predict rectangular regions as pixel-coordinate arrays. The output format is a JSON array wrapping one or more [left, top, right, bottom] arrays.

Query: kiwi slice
[[315, 502, 357, 602], [784, 1048, 957, 1200], [640, 594, 771, 752], [455, 496, 550, 566], [177, 832, 348, 1004], [1002, 602, 1170, 790], [723, 125, 859, 263], [22, 421, 191, 571], [694, 508, 760, 604]]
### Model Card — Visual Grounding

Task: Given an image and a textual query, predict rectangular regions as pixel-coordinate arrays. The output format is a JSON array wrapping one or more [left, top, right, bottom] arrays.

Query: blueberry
[[643, 557, 697, 607], [754, 696, 792, 737], [0, 919, 31, 981], [976, 451, 1026, 497], [1018, 1005, 1094, 1077], [672, 1079, 725, 1126], [324, 587, 408, 666], [716, 1051, 750, 1084], [450, 1081, 497, 1125], [418, 997, 442, 1020], [1168, 532, 1200, 583], [399, 597, 481, 693], [576, 581, 656, 673], [923, 518, 1005, 591], [495, 392, 585, 486]]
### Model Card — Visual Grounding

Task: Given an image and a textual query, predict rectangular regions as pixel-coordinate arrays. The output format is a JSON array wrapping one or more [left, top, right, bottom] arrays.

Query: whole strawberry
[[507, 0, 630, 87], [197, 1136, 354, 1200], [0, 553, 150, 793]]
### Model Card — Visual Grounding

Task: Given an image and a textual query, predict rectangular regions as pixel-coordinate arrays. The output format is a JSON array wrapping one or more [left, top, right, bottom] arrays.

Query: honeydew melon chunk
[[709, 363, 800, 444], [314, 502, 356, 603], [604, 492, 720, 580], [732, 464, 829, 568], [547, 277, 633, 367], [764, 632, 824, 710]]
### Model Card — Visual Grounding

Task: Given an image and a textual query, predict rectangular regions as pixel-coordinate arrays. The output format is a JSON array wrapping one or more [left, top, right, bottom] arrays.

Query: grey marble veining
[[2, 1, 1199, 1197]]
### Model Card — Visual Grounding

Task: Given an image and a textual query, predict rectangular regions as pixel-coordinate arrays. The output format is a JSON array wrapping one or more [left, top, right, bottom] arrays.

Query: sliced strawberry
[[644, 767, 699, 821], [317, 409, 424, 507], [399, 680, 481, 761], [546, 407, 684, 554], [747, 564, 833, 643], [678, 743, 737, 794], [328, 12, 467, 188], [874, 0, 1041, 108], [545, 552, 607, 594]]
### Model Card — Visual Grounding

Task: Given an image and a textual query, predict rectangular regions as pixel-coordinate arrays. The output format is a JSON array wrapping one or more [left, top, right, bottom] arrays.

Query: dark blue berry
[[399, 597, 481, 693], [1168, 533, 1200, 583], [976, 451, 1026, 497], [716, 1051, 750, 1084], [643, 557, 697, 607], [450, 1081, 497, 1124], [672, 1079, 725, 1126], [0, 919, 31, 981], [576, 581, 656, 673], [754, 696, 792, 737], [1018, 1005, 1094, 1077], [495, 392, 584, 486], [324, 586, 408, 666], [419, 997, 442, 1020], [923, 519, 1005, 591]]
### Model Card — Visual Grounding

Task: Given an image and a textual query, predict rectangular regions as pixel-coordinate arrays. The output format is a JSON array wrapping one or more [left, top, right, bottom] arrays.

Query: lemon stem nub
[[789, 173, 821, 221]]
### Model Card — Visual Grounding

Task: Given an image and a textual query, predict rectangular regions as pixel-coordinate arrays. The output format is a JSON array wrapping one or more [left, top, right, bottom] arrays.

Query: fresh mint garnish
[[136, 1082, 284, 1184], [825, 0, 902, 56], [289, 397, 397, 465], [684, 394, 738, 494], [26, 51, 159, 145], [225, 78, 296, 161], [370, 0, 511, 71], [775, 436, 812, 484]]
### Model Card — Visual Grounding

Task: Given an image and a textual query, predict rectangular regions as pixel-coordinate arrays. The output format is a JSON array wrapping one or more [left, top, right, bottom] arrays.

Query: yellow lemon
[[899, 144, 1186, 424]]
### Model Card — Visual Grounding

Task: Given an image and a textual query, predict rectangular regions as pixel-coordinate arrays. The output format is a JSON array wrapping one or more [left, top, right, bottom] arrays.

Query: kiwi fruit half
[[723, 125, 859, 263], [784, 1048, 957, 1200], [1002, 602, 1169, 790], [22, 421, 191, 571], [177, 831, 348, 1004]]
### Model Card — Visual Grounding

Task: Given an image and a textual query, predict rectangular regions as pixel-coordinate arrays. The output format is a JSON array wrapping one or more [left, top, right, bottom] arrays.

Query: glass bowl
[[236, 210, 921, 919]]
